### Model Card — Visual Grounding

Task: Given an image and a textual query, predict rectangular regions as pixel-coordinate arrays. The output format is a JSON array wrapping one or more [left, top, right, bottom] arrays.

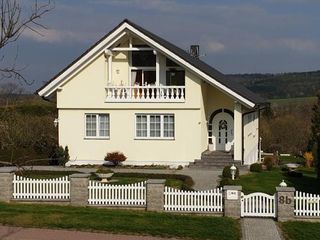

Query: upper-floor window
[[85, 114, 109, 138], [132, 50, 155, 67]]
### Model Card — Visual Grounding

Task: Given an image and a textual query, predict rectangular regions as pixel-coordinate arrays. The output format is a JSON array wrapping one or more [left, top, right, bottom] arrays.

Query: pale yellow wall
[[59, 109, 202, 166], [204, 83, 234, 116], [112, 51, 129, 86]]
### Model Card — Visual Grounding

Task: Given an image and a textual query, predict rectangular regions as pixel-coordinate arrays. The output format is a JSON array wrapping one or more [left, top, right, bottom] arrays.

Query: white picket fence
[[295, 191, 320, 217], [88, 180, 146, 206], [13, 174, 70, 200], [164, 187, 223, 212]]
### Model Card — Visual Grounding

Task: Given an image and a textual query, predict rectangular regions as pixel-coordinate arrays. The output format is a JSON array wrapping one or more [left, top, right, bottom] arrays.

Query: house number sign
[[226, 190, 238, 200], [279, 196, 292, 204]]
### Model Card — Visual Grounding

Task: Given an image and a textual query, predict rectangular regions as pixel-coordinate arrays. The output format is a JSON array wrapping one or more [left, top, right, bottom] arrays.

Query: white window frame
[[84, 113, 110, 139], [135, 114, 175, 140]]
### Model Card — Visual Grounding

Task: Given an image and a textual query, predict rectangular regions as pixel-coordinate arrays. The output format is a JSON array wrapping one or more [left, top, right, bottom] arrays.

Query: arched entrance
[[208, 109, 234, 151]]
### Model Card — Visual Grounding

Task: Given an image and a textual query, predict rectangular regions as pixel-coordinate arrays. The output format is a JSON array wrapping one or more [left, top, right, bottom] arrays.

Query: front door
[[209, 111, 234, 151]]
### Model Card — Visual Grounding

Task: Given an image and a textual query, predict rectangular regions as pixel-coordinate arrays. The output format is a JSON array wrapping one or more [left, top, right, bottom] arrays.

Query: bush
[[250, 163, 263, 172], [104, 151, 127, 166], [177, 165, 183, 170], [303, 151, 314, 168], [219, 178, 234, 187], [49, 145, 69, 166], [96, 166, 113, 174], [263, 156, 275, 171], [222, 165, 239, 179]]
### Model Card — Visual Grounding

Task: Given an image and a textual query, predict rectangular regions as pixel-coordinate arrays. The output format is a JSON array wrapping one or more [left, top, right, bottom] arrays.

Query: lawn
[[109, 172, 194, 190], [16, 170, 194, 190], [281, 221, 320, 240], [0, 202, 240, 240], [229, 168, 320, 194], [15, 170, 80, 179]]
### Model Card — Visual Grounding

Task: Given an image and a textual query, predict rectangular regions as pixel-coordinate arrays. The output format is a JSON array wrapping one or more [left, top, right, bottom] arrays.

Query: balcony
[[105, 85, 185, 102]]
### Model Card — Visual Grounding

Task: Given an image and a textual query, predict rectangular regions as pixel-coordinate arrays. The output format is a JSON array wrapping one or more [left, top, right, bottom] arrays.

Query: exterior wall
[[56, 53, 206, 165], [59, 108, 202, 166], [112, 51, 129, 86], [243, 111, 259, 165], [54, 37, 256, 165]]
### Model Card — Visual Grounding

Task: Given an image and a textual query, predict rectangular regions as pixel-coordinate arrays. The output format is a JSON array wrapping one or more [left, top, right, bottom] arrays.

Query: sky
[[4, 0, 320, 92]]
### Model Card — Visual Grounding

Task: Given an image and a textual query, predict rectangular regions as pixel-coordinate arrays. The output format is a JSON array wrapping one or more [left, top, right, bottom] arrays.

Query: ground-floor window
[[85, 114, 109, 138], [135, 114, 174, 139]]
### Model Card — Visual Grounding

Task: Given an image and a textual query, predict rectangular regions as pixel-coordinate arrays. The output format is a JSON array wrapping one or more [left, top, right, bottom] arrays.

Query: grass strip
[[281, 221, 320, 240], [0, 202, 240, 240]]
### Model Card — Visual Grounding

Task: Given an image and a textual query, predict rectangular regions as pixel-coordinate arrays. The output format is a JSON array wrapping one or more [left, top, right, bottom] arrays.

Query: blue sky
[[7, 0, 320, 91]]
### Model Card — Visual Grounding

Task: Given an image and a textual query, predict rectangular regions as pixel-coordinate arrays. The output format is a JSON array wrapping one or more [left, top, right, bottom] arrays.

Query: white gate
[[241, 192, 276, 218]]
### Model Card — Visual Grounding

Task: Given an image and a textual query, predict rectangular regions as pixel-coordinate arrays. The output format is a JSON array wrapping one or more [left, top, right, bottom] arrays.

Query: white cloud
[[257, 38, 318, 52], [206, 41, 225, 53]]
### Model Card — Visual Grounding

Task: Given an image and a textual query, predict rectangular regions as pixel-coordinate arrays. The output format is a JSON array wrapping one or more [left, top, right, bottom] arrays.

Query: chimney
[[189, 45, 200, 59]]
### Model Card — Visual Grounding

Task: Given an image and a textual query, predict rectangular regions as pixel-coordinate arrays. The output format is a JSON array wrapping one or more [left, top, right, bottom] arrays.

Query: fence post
[[0, 169, 14, 202], [223, 185, 242, 219], [146, 179, 165, 212], [276, 186, 295, 222], [70, 173, 90, 206]]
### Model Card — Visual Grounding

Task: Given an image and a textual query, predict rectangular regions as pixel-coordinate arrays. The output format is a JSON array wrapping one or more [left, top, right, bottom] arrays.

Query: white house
[[37, 19, 267, 167]]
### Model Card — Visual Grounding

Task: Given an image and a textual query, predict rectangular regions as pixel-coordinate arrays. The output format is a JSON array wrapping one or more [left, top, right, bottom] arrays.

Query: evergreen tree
[[311, 93, 320, 178]]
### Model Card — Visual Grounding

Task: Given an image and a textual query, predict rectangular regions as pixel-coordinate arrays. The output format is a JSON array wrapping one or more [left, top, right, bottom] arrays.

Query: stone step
[[194, 159, 234, 164], [201, 156, 233, 161]]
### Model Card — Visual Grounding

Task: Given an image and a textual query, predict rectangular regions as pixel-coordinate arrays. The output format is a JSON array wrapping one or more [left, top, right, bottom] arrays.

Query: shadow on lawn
[[284, 173, 320, 194]]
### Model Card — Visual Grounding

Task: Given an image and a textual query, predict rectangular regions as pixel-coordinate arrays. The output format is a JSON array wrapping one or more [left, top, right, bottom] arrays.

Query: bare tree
[[0, 0, 53, 84]]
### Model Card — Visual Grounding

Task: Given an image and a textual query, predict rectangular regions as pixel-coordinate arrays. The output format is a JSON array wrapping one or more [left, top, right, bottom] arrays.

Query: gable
[[37, 19, 266, 108]]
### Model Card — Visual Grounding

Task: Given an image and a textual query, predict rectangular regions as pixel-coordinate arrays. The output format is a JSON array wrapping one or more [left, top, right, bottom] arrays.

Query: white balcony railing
[[105, 86, 185, 102]]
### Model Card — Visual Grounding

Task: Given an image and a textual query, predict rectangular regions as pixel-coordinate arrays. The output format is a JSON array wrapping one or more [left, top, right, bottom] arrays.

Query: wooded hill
[[228, 70, 320, 99]]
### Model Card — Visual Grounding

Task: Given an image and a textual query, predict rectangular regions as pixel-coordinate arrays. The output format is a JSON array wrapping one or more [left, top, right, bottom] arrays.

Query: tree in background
[[0, 0, 53, 84], [311, 93, 320, 178]]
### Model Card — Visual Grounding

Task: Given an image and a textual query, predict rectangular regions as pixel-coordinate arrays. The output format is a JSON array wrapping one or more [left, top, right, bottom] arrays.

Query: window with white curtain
[[135, 114, 174, 139], [85, 114, 109, 138]]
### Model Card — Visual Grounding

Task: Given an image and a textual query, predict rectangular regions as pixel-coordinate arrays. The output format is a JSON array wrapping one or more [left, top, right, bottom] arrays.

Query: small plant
[[222, 165, 239, 179], [104, 151, 127, 166], [303, 151, 314, 168], [250, 163, 263, 172], [263, 156, 275, 171], [96, 166, 113, 174]]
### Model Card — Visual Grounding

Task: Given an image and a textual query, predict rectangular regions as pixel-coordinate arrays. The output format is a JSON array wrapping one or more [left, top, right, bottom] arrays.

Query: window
[[166, 70, 185, 86], [135, 114, 174, 139], [132, 50, 156, 67], [85, 114, 109, 138]]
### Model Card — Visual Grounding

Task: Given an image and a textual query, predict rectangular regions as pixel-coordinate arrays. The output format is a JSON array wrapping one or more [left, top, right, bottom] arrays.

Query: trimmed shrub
[[219, 178, 233, 187], [104, 151, 127, 166], [250, 163, 263, 172], [222, 165, 239, 179], [263, 156, 275, 171]]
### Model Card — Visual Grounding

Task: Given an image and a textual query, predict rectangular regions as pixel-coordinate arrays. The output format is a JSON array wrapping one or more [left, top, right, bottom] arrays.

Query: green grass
[[111, 172, 194, 190], [16, 170, 80, 179], [269, 96, 317, 106], [281, 221, 320, 240], [229, 168, 320, 194], [279, 155, 304, 165], [110, 176, 184, 189], [0, 202, 240, 240]]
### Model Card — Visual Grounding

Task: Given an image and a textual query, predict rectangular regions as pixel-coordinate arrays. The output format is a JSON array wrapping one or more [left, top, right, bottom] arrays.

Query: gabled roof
[[37, 19, 267, 108]]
